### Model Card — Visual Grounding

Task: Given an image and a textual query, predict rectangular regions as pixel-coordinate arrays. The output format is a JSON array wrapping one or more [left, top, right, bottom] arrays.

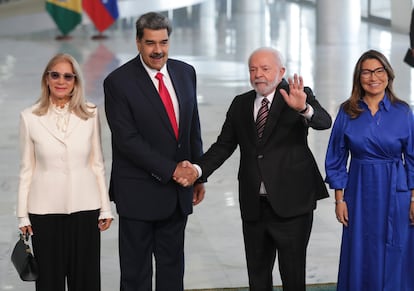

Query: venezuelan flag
[[45, 0, 82, 36], [83, 0, 119, 33]]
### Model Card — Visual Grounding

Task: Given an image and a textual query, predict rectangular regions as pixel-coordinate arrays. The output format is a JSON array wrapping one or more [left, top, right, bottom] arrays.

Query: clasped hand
[[173, 160, 198, 187]]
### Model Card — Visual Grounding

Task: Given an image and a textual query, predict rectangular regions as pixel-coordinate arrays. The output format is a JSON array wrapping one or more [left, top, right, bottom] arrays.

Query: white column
[[198, 0, 217, 57], [391, 0, 411, 33], [232, 0, 267, 60], [316, 0, 361, 44]]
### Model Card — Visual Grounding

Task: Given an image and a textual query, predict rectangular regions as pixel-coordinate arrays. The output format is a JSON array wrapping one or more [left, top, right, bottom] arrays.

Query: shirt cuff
[[193, 164, 202, 178], [300, 103, 314, 120]]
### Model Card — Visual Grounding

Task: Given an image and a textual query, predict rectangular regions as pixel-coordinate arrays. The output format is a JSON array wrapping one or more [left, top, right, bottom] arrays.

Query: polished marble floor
[[0, 0, 413, 290]]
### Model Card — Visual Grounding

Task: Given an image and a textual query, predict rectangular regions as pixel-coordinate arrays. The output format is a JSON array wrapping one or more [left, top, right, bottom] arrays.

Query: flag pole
[[55, 35, 73, 41], [91, 31, 108, 40]]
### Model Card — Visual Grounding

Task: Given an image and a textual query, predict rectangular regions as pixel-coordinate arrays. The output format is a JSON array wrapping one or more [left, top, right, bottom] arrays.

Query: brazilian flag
[[45, 0, 82, 36]]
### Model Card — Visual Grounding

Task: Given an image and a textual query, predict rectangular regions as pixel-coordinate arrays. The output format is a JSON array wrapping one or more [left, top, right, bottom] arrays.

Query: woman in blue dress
[[325, 49, 414, 291]]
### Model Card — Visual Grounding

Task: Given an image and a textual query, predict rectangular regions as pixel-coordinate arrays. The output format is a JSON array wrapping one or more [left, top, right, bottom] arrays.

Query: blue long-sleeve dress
[[325, 94, 414, 291]]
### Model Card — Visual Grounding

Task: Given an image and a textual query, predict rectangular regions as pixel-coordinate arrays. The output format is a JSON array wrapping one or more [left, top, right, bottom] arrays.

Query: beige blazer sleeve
[[90, 110, 113, 220], [17, 111, 35, 225]]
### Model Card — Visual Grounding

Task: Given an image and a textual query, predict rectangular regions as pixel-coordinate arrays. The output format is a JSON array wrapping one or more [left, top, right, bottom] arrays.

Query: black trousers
[[242, 197, 313, 291], [118, 206, 188, 291], [29, 209, 101, 291]]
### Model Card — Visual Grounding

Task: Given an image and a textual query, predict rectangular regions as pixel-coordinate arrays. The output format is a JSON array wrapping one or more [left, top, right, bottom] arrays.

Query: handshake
[[173, 160, 199, 187]]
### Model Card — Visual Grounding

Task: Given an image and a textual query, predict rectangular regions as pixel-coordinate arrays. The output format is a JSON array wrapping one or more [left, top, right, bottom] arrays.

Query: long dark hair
[[342, 49, 405, 118]]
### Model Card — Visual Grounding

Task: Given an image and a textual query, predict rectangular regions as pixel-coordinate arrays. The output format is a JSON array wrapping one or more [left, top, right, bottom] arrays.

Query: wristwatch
[[299, 103, 309, 114]]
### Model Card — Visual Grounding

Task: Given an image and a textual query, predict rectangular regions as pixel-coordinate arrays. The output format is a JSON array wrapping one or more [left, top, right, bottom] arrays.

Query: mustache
[[150, 53, 165, 59], [254, 78, 267, 83]]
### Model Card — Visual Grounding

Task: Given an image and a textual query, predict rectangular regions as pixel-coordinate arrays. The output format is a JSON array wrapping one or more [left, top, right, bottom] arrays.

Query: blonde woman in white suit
[[17, 53, 113, 291]]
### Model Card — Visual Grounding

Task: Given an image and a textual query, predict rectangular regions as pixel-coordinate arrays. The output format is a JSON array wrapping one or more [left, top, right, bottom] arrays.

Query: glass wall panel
[[361, 0, 390, 25], [370, 0, 390, 19], [361, 0, 368, 18]]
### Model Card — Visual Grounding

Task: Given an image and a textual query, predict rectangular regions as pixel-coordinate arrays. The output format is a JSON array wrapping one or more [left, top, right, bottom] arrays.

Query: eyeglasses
[[47, 71, 76, 82], [360, 67, 386, 79]]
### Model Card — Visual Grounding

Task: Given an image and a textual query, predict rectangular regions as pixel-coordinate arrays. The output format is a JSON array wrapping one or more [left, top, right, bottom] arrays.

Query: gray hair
[[248, 47, 285, 68]]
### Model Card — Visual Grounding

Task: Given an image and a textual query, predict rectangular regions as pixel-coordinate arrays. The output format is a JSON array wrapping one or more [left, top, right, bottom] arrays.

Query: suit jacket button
[[257, 155, 264, 159]]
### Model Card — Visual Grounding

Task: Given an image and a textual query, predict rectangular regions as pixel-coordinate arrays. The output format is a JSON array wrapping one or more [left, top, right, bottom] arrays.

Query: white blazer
[[17, 103, 113, 225]]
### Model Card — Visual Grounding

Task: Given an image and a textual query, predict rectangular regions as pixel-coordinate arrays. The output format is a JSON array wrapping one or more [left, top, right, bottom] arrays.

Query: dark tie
[[155, 72, 178, 139], [256, 97, 269, 139]]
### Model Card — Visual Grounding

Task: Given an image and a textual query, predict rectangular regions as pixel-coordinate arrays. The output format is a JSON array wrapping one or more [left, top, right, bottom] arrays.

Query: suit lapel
[[244, 92, 258, 144], [167, 64, 184, 140], [65, 113, 82, 138], [135, 57, 177, 140], [38, 110, 82, 143], [38, 111, 64, 143]]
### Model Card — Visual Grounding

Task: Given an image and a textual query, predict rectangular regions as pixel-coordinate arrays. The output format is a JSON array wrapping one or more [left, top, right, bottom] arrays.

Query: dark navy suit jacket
[[104, 55, 203, 221]]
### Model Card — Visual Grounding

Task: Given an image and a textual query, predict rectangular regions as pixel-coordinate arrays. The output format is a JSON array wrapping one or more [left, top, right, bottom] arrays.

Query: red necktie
[[155, 72, 178, 139]]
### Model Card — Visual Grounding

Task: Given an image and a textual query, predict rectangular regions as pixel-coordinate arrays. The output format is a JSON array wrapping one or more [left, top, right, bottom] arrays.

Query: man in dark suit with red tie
[[180, 47, 332, 291], [104, 12, 204, 291]]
